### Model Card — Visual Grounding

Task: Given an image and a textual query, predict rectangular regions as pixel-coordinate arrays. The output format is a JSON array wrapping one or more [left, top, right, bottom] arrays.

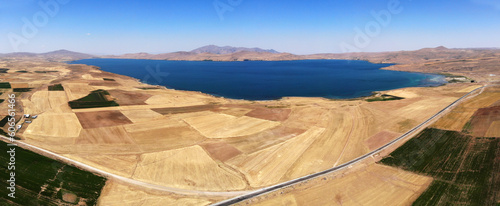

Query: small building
[[17, 125, 22, 129], [24, 114, 30, 118], [31, 115, 38, 119], [25, 120, 32, 123]]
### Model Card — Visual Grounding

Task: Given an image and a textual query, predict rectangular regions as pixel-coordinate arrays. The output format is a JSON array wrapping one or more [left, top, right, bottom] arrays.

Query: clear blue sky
[[1, 0, 499, 54]]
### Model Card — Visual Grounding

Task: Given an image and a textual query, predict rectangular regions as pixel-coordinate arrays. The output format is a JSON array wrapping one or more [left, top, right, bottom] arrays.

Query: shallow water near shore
[[70, 59, 446, 100]]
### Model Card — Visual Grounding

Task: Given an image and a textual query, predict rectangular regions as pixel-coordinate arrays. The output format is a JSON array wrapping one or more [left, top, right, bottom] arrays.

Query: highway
[[0, 134, 252, 197], [0, 85, 486, 203], [211, 85, 487, 206]]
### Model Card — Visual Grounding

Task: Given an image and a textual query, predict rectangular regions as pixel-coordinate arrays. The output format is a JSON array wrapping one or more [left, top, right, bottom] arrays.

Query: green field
[[380, 128, 499, 205], [12, 88, 32, 93], [48, 84, 64, 91], [366, 94, 404, 102], [68, 89, 119, 109], [0, 142, 107, 205], [0, 68, 9, 73], [0, 83, 11, 89], [103, 78, 115, 81]]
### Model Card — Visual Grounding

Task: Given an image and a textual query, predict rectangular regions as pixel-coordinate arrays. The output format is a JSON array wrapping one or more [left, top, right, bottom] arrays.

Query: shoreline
[[68, 59, 451, 103]]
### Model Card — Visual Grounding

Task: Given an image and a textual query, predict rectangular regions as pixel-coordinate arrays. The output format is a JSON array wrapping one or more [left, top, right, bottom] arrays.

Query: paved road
[[0, 85, 487, 202], [211, 85, 487, 206], [0, 135, 252, 197]]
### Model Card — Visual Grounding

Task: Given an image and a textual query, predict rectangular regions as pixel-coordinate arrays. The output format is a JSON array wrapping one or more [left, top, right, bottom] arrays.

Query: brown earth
[[365, 130, 402, 150], [469, 106, 500, 137], [200, 142, 242, 162], [107, 89, 152, 106], [75, 110, 133, 129]]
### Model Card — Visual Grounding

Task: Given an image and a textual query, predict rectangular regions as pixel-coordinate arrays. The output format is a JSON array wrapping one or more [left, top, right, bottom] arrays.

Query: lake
[[70, 59, 446, 100]]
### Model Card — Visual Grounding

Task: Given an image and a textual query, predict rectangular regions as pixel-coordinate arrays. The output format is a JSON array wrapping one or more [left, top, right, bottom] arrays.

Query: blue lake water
[[70, 59, 446, 100]]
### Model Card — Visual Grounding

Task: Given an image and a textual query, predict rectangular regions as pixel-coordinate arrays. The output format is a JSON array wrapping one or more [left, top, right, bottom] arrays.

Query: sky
[[1, 0, 500, 55]]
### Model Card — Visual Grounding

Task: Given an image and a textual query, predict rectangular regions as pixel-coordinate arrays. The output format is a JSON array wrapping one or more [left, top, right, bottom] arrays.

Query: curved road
[[0, 135, 253, 197], [211, 85, 487, 206], [0, 85, 487, 202]]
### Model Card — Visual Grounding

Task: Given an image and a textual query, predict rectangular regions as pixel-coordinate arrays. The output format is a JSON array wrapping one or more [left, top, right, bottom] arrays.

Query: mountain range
[[1, 46, 499, 65]]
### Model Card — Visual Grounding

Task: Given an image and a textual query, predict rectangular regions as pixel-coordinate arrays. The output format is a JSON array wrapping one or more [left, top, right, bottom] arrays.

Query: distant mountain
[[0, 49, 95, 61], [41, 49, 95, 60], [190, 45, 279, 54]]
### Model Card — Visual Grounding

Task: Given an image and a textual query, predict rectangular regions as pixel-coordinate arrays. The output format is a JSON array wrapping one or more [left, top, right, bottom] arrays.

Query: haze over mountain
[[190, 45, 279, 54], [0, 49, 95, 61]]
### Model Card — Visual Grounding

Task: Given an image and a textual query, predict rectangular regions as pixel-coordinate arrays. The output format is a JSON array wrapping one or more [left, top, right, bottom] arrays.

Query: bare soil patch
[[76, 126, 135, 144], [88, 80, 121, 87], [107, 89, 152, 106], [469, 106, 500, 137], [75, 110, 133, 129], [200, 142, 242, 162], [151, 104, 220, 115], [365, 130, 401, 150], [62, 192, 78, 203]]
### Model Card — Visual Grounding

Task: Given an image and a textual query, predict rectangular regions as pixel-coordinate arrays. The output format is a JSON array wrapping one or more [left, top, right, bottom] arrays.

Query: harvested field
[[457, 85, 483, 93], [24, 113, 82, 137], [468, 106, 500, 137], [120, 109, 163, 123], [129, 126, 206, 151], [201, 142, 242, 162], [29, 90, 51, 113], [97, 181, 214, 206], [433, 88, 500, 131], [246, 164, 432, 206], [183, 112, 281, 138], [75, 110, 133, 129], [48, 91, 71, 113], [365, 130, 401, 150], [151, 104, 219, 115], [227, 127, 325, 187], [433, 108, 478, 131], [89, 80, 121, 86], [82, 74, 101, 80], [9, 82, 29, 88], [107, 89, 151, 105], [63, 154, 139, 177], [123, 117, 187, 132], [224, 126, 306, 154], [485, 121, 500, 137], [63, 83, 95, 100], [217, 107, 253, 117], [132, 145, 247, 190], [76, 126, 136, 144], [145, 94, 207, 107], [245, 107, 291, 121]]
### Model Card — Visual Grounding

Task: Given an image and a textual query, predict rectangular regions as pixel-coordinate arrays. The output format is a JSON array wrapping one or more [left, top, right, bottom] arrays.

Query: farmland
[[1, 57, 498, 205], [68, 89, 119, 109], [0, 141, 107, 205], [380, 128, 499, 205]]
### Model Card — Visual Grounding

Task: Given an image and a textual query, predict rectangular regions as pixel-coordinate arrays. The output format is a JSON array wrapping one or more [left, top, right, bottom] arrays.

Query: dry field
[[3, 58, 496, 205], [182, 112, 281, 138], [241, 164, 433, 206], [97, 181, 216, 206], [433, 86, 500, 131], [132, 145, 248, 191]]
